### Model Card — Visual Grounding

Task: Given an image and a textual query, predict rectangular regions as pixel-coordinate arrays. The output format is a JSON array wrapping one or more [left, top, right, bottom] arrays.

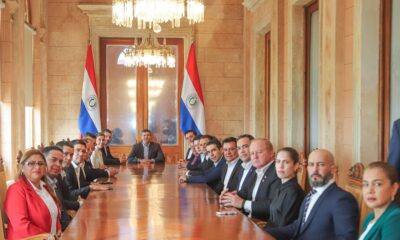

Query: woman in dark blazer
[[359, 162, 400, 240], [5, 149, 61, 240], [267, 147, 305, 227]]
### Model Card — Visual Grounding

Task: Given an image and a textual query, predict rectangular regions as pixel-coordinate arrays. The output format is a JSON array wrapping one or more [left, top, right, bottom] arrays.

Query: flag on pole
[[78, 44, 101, 136], [180, 43, 206, 135]]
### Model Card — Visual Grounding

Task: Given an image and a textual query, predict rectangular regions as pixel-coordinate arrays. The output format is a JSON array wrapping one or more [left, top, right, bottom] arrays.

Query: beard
[[309, 172, 333, 187]]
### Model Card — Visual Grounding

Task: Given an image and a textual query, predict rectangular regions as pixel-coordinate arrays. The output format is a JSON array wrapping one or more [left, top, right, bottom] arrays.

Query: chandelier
[[112, 0, 204, 29], [120, 32, 176, 68]]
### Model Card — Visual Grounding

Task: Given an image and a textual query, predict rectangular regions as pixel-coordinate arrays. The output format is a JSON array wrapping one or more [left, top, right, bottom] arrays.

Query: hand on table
[[220, 191, 244, 209]]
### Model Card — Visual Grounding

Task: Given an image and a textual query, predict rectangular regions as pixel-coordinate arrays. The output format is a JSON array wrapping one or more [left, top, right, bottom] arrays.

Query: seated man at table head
[[220, 138, 280, 220], [5, 149, 62, 239], [266, 147, 305, 228], [179, 139, 226, 192], [215, 137, 242, 194], [43, 145, 80, 231], [266, 149, 359, 240], [103, 128, 126, 165], [359, 161, 400, 240], [127, 128, 165, 164], [63, 139, 110, 199]]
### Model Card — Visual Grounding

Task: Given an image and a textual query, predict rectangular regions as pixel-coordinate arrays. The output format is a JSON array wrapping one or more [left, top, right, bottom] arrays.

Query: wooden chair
[[297, 152, 308, 191], [49, 140, 55, 146], [344, 163, 370, 233], [37, 143, 44, 152]]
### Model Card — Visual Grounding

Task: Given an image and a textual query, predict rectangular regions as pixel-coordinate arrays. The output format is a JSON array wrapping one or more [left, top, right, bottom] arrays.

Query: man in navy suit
[[265, 149, 359, 240], [127, 129, 165, 164], [388, 119, 400, 181], [179, 139, 225, 192]]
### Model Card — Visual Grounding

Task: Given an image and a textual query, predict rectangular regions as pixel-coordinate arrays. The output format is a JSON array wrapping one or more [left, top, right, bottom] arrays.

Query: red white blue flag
[[180, 43, 206, 135], [78, 44, 101, 136]]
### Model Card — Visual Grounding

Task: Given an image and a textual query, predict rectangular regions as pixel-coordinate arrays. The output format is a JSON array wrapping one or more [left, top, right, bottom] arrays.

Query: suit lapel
[[363, 202, 396, 240], [255, 162, 276, 200]]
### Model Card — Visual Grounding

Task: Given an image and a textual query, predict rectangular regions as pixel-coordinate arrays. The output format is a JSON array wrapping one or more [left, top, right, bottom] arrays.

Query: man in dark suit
[[388, 119, 400, 181], [127, 129, 165, 164], [184, 129, 197, 161], [186, 135, 213, 172], [185, 135, 202, 170], [63, 140, 109, 199], [43, 145, 80, 231], [220, 138, 280, 220], [215, 137, 242, 194], [102, 128, 126, 165], [265, 149, 359, 240], [179, 139, 226, 192]]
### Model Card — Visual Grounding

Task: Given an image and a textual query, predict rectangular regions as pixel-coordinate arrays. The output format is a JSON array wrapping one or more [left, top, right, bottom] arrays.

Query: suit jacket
[[267, 177, 305, 227], [127, 142, 165, 163], [102, 145, 121, 165], [186, 154, 201, 170], [238, 162, 280, 220], [4, 176, 61, 240], [188, 159, 214, 176], [185, 148, 194, 161], [187, 158, 226, 192], [266, 183, 360, 240], [215, 159, 243, 194], [360, 202, 400, 240], [388, 119, 400, 181], [63, 164, 91, 199], [236, 166, 256, 191], [54, 175, 80, 211], [82, 160, 109, 182]]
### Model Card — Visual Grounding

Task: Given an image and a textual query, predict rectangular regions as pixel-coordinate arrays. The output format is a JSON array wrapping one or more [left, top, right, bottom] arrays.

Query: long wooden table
[[62, 163, 273, 239]]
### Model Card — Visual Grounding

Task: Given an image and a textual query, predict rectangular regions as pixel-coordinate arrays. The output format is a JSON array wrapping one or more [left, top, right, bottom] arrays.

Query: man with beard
[[265, 149, 359, 240]]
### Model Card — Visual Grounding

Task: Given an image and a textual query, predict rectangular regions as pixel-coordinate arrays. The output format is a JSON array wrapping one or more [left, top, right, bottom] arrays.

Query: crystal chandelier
[[121, 33, 176, 68], [112, 0, 204, 29]]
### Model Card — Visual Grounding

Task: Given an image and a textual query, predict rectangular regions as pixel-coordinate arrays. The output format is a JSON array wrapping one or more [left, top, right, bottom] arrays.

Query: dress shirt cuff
[[243, 200, 252, 213]]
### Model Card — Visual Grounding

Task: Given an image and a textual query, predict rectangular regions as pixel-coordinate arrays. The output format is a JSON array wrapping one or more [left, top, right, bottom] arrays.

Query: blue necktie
[[302, 189, 317, 225]]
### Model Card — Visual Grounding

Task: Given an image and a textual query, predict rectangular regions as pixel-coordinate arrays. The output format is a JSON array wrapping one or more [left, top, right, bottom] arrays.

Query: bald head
[[307, 149, 336, 187], [249, 138, 274, 169]]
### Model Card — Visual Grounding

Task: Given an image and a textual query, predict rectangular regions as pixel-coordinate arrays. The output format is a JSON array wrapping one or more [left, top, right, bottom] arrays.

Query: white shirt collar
[[241, 160, 252, 170], [28, 179, 46, 191], [71, 161, 80, 169], [226, 157, 240, 167], [255, 160, 274, 176], [213, 156, 223, 166], [314, 179, 335, 194]]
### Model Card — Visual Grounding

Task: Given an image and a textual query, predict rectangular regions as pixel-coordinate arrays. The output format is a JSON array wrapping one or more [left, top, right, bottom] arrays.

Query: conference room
[[0, 0, 399, 239]]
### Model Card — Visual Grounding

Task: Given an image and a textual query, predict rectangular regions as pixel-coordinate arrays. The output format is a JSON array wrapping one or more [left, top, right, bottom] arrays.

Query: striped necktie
[[301, 189, 317, 225]]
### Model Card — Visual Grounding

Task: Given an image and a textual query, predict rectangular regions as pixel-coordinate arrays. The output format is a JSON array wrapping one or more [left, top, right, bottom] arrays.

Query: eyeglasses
[[25, 161, 46, 168]]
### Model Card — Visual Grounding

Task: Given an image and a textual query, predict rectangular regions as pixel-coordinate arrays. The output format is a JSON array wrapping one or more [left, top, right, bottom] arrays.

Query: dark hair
[[222, 137, 237, 145], [71, 139, 86, 147], [193, 135, 203, 141], [184, 130, 197, 136], [96, 132, 105, 137], [200, 135, 212, 141], [141, 128, 152, 134], [42, 145, 63, 158], [85, 132, 96, 139], [237, 134, 255, 141], [277, 147, 299, 164], [207, 139, 222, 149], [366, 162, 399, 184], [56, 140, 73, 149], [102, 128, 112, 134]]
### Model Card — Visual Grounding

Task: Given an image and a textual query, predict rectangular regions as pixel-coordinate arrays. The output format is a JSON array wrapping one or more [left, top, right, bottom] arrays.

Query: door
[[100, 38, 184, 163]]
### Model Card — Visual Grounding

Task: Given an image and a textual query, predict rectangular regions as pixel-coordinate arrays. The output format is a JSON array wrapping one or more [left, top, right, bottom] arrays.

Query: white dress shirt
[[28, 180, 58, 235], [71, 161, 81, 188], [244, 161, 274, 213], [90, 148, 105, 169], [223, 157, 240, 190], [304, 179, 335, 222], [238, 160, 253, 191]]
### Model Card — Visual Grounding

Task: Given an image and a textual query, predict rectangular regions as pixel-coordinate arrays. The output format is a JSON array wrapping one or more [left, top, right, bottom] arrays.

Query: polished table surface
[[62, 163, 273, 240]]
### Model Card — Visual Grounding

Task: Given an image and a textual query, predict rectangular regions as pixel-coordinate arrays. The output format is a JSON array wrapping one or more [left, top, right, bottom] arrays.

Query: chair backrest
[[344, 163, 370, 233], [0, 157, 7, 239], [297, 152, 308, 191]]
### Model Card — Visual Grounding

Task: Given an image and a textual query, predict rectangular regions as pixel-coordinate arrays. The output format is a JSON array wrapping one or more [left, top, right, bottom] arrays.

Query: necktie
[[301, 189, 317, 225], [191, 155, 199, 165]]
